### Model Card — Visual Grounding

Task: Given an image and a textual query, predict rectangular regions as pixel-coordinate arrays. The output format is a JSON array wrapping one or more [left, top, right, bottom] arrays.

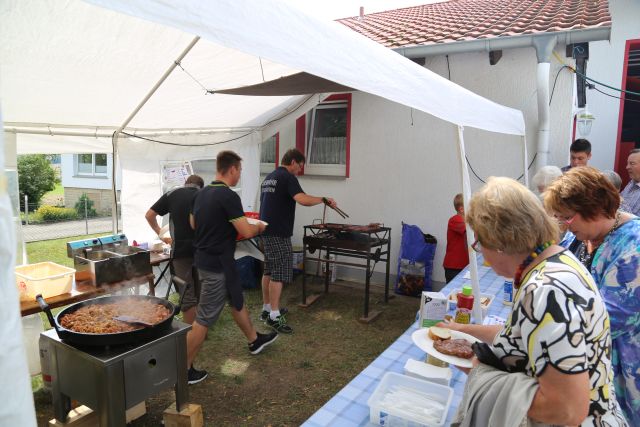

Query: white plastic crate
[[15, 261, 75, 301], [368, 372, 453, 427]]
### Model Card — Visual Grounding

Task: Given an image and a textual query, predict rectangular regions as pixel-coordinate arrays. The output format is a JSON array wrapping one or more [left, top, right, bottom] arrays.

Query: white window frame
[[305, 100, 348, 177], [260, 133, 278, 174], [75, 153, 108, 177]]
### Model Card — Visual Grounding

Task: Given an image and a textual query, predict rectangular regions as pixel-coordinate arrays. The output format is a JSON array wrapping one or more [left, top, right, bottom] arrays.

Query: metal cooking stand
[[301, 225, 392, 322], [44, 322, 190, 427]]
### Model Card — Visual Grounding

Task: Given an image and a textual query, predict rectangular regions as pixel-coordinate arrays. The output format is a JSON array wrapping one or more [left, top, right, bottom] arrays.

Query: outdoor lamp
[[576, 107, 595, 136]]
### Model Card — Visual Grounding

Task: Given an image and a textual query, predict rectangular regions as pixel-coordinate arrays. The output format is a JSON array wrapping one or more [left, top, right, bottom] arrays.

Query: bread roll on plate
[[428, 326, 451, 341]]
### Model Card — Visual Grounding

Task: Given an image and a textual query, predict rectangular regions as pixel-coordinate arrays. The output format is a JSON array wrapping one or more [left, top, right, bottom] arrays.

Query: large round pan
[[37, 294, 178, 347]]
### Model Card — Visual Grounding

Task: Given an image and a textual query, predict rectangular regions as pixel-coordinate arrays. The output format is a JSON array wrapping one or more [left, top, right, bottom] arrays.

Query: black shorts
[[261, 236, 293, 283]]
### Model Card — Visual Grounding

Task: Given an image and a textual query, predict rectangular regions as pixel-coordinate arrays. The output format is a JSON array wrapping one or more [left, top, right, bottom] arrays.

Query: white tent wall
[[12, 133, 114, 155], [269, 47, 573, 285], [0, 110, 37, 426], [118, 132, 261, 244]]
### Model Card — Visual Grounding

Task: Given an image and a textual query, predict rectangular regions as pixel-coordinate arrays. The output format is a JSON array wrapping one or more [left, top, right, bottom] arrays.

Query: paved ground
[[22, 217, 118, 242]]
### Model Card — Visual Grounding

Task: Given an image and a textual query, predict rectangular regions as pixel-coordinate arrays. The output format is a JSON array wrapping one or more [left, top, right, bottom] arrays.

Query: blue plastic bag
[[395, 223, 437, 296]]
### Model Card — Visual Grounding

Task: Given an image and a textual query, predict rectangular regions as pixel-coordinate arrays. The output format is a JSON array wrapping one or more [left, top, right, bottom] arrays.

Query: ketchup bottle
[[454, 285, 474, 324]]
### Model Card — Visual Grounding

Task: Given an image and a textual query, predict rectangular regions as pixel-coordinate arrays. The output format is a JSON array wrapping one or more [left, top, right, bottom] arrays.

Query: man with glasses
[[259, 148, 338, 334]]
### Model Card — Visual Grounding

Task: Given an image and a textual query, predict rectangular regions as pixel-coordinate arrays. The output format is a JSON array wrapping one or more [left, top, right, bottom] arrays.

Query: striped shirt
[[620, 180, 640, 216]]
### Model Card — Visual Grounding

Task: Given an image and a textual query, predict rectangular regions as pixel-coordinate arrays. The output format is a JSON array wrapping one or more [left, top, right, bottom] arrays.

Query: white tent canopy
[[2, 0, 525, 139], [0, 2, 528, 422]]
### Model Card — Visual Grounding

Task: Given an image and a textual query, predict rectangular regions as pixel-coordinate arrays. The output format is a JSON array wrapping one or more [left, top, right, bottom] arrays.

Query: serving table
[[302, 261, 512, 426], [301, 224, 392, 322], [20, 272, 156, 317]]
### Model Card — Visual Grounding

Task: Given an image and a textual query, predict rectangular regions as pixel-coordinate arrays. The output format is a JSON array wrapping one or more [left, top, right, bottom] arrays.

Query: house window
[[298, 93, 351, 177], [75, 153, 107, 177], [260, 133, 279, 174]]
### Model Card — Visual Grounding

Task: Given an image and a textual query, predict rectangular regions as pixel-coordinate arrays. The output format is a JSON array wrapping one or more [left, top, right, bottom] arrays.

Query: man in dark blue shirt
[[259, 149, 337, 334], [187, 151, 277, 385]]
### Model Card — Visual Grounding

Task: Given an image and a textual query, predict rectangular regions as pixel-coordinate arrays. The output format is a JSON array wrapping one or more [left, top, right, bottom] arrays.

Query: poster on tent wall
[[161, 161, 193, 193]]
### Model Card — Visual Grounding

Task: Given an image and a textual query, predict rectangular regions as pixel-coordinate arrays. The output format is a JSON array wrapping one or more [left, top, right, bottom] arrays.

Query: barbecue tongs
[[322, 197, 349, 219]]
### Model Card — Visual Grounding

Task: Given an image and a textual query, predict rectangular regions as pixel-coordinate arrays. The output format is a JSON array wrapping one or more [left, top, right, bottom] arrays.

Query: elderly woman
[[544, 167, 640, 425], [531, 165, 563, 194], [445, 177, 625, 426]]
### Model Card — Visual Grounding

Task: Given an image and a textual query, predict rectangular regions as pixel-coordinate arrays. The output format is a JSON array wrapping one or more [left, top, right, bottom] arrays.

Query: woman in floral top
[[545, 167, 640, 425], [445, 177, 626, 426]]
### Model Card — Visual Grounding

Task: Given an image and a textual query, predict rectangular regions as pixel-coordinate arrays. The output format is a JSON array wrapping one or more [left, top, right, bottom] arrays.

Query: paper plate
[[411, 327, 480, 368], [247, 218, 268, 227]]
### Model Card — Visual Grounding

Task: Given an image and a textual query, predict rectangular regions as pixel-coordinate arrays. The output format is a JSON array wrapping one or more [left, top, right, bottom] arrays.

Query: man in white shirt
[[620, 149, 640, 216]]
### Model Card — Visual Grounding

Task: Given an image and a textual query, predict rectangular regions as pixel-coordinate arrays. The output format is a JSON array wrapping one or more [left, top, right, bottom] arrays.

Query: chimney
[[359, 6, 364, 19]]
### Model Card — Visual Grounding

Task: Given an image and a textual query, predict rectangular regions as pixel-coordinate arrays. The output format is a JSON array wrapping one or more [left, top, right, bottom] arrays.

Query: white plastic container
[[368, 372, 453, 427], [21, 314, 44, 376], [403, 359, 452, 386], [15, 262, 75, 301]]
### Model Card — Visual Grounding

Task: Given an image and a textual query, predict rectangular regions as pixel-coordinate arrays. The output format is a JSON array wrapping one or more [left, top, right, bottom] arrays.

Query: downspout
[[532, 35, 557, 172]]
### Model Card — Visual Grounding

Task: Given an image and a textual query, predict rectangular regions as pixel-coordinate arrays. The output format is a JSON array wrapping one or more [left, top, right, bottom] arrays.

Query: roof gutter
[[393, 26, 610, 180], [392, 27, 611, 58]]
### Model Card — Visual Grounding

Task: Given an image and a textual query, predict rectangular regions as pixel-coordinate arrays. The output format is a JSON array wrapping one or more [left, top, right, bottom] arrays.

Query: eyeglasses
[[471, 239, 482, 253], [554, 213, 578, 225]]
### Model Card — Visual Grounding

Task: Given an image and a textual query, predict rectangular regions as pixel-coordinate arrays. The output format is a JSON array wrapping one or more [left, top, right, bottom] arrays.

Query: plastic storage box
[[15, 262, 75, 301], [368, 372, 453, 427]]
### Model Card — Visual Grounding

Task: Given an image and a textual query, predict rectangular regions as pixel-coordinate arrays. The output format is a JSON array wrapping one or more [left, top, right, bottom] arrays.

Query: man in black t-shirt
[[145, 174, 204, 326], [259, 149, 337, 334], [186, 151, 277, 384]]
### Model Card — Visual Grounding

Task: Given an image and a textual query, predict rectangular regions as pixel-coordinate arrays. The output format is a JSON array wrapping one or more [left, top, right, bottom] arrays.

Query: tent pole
[[115, 36, 200, 133], [456, 125, 483, 324], [522, 135, 529, 187], [111, 132, 119, 234], [109, 36, 200, 235]]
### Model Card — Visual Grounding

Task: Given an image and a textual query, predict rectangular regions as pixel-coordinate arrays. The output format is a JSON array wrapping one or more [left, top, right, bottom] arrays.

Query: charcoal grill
[[302, 223, 391, 322], [42, 321, 190, 426]]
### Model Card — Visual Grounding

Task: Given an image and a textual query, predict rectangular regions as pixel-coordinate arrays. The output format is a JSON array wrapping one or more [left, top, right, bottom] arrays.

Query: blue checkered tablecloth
[[302, 263, 512, 427]]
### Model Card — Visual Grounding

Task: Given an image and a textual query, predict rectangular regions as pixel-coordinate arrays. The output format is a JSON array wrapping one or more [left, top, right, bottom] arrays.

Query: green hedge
[[35, 205, 78, 221]]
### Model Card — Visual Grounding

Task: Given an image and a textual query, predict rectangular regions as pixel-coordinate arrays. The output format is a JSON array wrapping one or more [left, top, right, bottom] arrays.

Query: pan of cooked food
[[36, 294, 178, 346]]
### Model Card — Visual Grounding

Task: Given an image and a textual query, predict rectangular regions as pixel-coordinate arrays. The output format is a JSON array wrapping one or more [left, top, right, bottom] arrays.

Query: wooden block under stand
[[359, 310, 383, 324], [163, 403, 203, 427], [48, 402, 146, 426], [48, 406, 96, 427], [298, 293, 322, 308]]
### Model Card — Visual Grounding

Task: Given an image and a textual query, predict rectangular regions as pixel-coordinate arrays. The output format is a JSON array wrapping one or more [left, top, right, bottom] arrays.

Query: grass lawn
[[46, 183, 64, 196], [26, 239, 419, 426], [26, 234, 103, 267]]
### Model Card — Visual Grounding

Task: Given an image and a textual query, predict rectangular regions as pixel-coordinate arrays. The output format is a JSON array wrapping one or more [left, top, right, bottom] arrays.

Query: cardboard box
[[418, 291, 447, 328]]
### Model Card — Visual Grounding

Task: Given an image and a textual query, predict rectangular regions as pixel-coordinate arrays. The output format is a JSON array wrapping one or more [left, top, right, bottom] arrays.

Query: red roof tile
[[337, 0, 611, 48]]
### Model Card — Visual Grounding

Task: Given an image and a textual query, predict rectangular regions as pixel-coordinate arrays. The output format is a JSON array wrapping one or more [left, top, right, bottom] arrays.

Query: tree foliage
[[17, 154, 56, 208]]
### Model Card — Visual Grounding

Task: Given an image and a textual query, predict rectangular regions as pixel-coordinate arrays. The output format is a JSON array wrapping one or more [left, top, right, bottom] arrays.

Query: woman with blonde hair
[[444, 177, 625, 426], [544, 166, 640, 425]]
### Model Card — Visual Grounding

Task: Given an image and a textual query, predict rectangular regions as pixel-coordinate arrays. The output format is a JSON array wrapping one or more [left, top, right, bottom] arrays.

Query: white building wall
[[584, 0, 640, 171], [60, 153, 121, 190], [269, 46, 575, 284]]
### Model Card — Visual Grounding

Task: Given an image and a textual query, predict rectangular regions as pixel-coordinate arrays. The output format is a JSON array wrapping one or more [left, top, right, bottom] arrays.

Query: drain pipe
[[533, 35, 557, 172]]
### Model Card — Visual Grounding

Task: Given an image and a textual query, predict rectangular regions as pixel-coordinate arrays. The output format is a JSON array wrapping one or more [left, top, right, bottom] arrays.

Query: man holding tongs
[[259, 149, 340, 334]]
